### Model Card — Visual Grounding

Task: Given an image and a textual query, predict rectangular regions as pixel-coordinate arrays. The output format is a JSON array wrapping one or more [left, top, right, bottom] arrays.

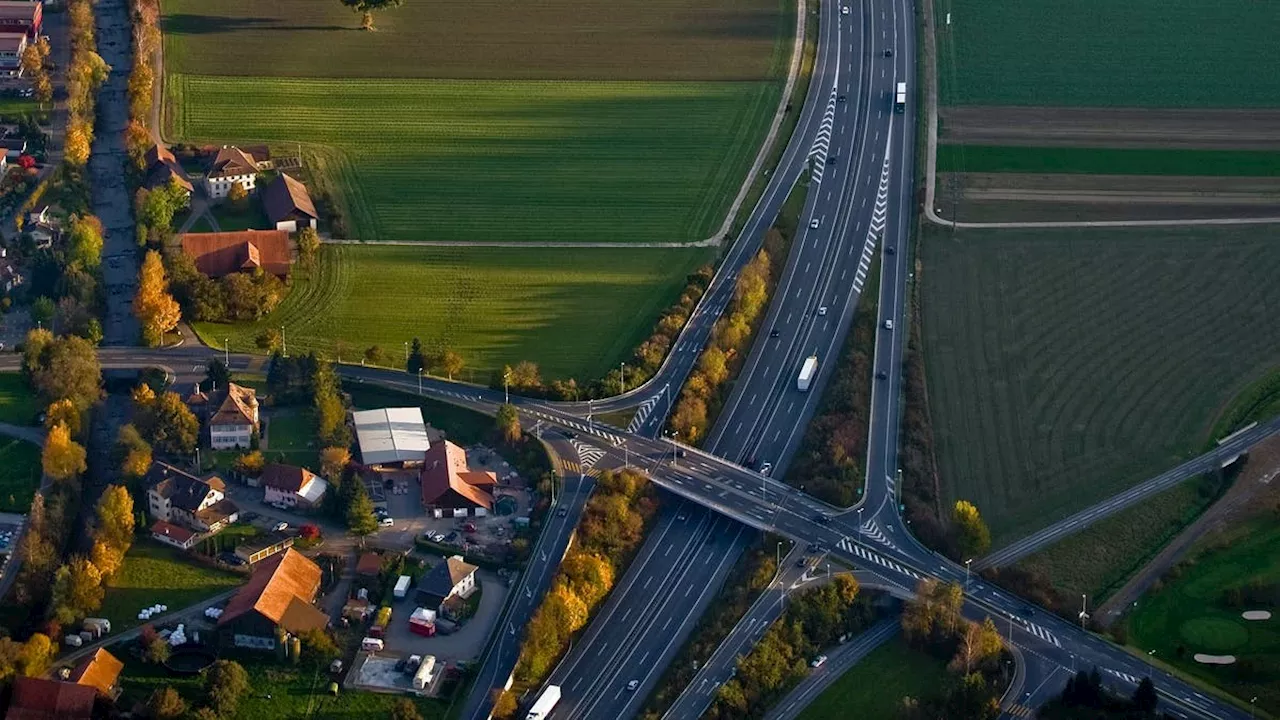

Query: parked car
[[379, 516, 394, 528], [626, 680, 639, 691], [811, 655, 828, 668], [463, 522, 477, 533], [217, 551, 246, 566], [272, 522, 289, 533]]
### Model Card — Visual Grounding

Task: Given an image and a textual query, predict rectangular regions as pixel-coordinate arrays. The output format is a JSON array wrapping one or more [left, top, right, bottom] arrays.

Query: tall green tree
[[406, 337, 425, 374], [346, 485, 378, 545], [951, 500, 992, 558], [134, 391, 200, 455], [339, 0, 403, 30], [496, 403, 521, 445]]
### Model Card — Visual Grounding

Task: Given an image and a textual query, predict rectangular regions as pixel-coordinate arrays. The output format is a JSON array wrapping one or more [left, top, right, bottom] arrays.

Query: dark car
[[885, 246, 896, 255], [884, 48, 893, 57], [217, 551, 246, 566], [557, 506, 568, 518], [807, 542, 821, 552], [770, 329, 780, 338], [837, 94, 847, 103], [562, 430, 578, 439], [676, 449, 686, 458], [444, 531, 460, 543], [875, 371, 888, 380], [796, 558, 809, 568], [813, 514, 831, 525]]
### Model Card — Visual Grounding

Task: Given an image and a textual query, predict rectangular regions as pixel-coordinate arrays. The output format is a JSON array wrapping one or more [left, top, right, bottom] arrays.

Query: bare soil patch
[[938, 172, 1280, 223], [940, 107, 1280, 150]]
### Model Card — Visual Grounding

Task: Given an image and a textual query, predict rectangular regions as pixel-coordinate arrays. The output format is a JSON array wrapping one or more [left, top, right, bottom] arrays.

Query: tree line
[[124, 0, 161, 167], [493, 468, 657, 716], [707, 574, 879, 719], [668, 228, 788, 444], [64, 0, 110, 168]]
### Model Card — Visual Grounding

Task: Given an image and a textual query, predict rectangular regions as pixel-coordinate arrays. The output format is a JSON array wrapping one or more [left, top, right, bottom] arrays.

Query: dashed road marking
[[1021, 620, 1061, 647]]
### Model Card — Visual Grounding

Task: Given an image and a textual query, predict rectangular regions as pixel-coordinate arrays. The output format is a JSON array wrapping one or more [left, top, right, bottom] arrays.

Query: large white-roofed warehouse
[[352, 407, 431, 468]]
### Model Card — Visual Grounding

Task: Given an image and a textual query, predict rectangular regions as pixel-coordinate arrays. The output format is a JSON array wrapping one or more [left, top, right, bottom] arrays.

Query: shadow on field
[[163, 14, 347, 35], [670, 10, 782, 40]]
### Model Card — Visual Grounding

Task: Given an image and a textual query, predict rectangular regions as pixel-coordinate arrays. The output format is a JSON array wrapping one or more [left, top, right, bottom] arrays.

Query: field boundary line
[[318, 238, 721, 248], [698, 0, 810, 246], [919, 10, 1280, 229]]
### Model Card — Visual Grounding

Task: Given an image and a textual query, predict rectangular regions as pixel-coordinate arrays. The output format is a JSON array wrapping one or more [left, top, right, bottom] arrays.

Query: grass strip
[[796, 636, 948, 720], [1208, 366, 1280, 446], [937, 145, 1280, 176]]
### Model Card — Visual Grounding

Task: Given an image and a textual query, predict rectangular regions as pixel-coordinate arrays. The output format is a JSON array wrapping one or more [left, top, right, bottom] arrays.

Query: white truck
[[393, 575, 411, 600], [895, 82, 907, 112], [797, 356, 819, 392], [527, 685, 561, 720]]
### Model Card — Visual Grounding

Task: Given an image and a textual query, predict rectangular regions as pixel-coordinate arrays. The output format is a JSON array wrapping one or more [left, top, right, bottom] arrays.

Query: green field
[[936, 146, 1280, 176], [193, 244, 710, 380], [0, 373, 38, 426], [1014, 475, 1221, 604], [162, 0, 787, 82], [797, 636, 948, 720], [920, 224, 1280, 543], [1209, 367, 1280, 445], [100, 541, 244, 631], [167, 75, 780, 243], [1125, 518, 1280, 714], [0, 439, 41, 513], [935, 0, 1280, 107]]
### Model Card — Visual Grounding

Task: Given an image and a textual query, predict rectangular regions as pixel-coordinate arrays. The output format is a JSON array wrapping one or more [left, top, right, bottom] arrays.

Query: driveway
[[377, 569, 508, 665]]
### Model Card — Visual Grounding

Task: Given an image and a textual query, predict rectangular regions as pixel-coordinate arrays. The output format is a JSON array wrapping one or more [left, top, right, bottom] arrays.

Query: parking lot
[[375, 569, 508, 666]]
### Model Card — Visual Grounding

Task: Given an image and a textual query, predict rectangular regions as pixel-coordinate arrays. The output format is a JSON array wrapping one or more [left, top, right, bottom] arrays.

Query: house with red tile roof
[[261, 463, 328, 510], [0, 2, 42, 39], [205, 145, 265, 199], [4, 677, 95, 720], [262, 173, 318, 232], [150, 519, 198, 550], [144, 145, 193, 196], [208, 382, 259, 449], [216, 548, 327, 650], [420, 440, 497, 515], [180, 230, 292, 278], [67, 648, 123, 698]]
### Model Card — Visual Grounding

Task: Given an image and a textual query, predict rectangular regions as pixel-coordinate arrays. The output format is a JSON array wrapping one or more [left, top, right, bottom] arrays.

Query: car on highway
[[883, 319, 894, 330], [676, 511, 687, 521], [626, 680, 639, 691], [884, 48, 893, 57], [562, 430, 577, 439], [770, 329, 780, 338], [796, 557, 808, 568], [814, 513, 831, 525], [837, 94, 846, 103], [841, 5, 849, 14], [760, 462, 773, 476], [818, 306, 828, 316], [556, 506, 568, 518], [885, 246, 895, 255], [809, 218, 820, 229], [811, 655, 827, 668], [875, 370, 888, 380]]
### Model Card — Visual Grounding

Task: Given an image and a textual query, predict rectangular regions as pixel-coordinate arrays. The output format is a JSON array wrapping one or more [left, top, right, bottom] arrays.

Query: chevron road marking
[[1004, 705, 1034, 718], [851, 134, 893, 293], [836, 537, 918, 579], [808, 90, 838, 182], [858, 519, 894, 548], [571, 440, 607, 469], [1102, 668, 1141, 685], [627, 388, 665, 433]]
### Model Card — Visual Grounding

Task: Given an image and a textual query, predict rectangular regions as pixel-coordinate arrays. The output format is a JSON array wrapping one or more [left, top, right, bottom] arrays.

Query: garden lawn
[[161, 0, 788, 82], [193, 244, 711, 381], [1125, 517, 1280, 714], [117, 650, 446, 720], [797, 636, 947, 720], [263, 410, 317, 469], [207, 199, 265, 232], [0, 372, 38, 426], [936, 146, 1280, 176], [920, 224, 1280, 544], [0, 439, 40, 513], [1013, 475, 1221, 603], [166, 75, 780, 243], [99, 540, 244, 631], [935, 0, 1280, 107]]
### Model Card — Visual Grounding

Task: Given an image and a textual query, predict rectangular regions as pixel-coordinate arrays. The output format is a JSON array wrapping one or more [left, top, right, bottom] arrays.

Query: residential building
[[234, 532, 293, 565], [144, 144, 194, 195], [67, 648, 123, 699], [262, 173, 318, 232], [0, 32, 26, 77], [150, 519, 198, 550], [4, 677, 95, 720], [414, 555, 478, 610], [180, 229, 292, 278], [0, 1, 42, 38], [145, 462, 240, 533], [353, 407, 430, 468], [205, 145, 265, 199], [208, 382, 259, 449], [355, 551, 382, 580], [262, 463, 328, 509], [216, 548, 327, 650], [420, 440, 497, 516]]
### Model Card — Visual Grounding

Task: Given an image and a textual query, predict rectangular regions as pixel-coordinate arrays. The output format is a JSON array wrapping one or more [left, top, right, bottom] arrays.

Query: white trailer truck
[[527, 685, 561, 720], [895, 82, 907, 112], [797, 356, 819, 392]]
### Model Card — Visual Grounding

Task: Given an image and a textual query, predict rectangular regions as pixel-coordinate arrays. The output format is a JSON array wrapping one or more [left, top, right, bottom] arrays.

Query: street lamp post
[[224, 338, 229, 366], [403, 341, 409, 365], [1079, 594, 1089, 628], [620, 362, 626, 394], [857, 507, 863, 535], [964, 558, 972, 591], [670, 431, 679, 467], [503, 370, 510, 405], [417, 370, 422, 395], [1250, 697, 1257, 719], [280, 327, 287, 357]]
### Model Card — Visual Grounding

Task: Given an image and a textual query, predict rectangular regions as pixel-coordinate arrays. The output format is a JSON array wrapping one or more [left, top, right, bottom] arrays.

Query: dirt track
[[939, 172, 1280, 222], [940, 107, 1280, 150]]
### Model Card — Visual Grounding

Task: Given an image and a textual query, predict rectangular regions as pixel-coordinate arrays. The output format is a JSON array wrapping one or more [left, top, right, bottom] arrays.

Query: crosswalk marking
[[1102, 668, 1140, 685], [1021, 620, 1061, 647], [1004, 704, 1034, 718]]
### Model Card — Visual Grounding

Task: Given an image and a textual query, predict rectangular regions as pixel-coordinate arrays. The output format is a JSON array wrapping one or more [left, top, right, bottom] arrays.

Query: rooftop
[[67, 648, 123, 697], [421, 440, 497, 510], [353, 407, 430, 466], [218, 548, 326, 633], [5, 677, 95, 720], [262, 172, 318, 224], [209, 383, 258, 428], [181, 230, 292, 278]]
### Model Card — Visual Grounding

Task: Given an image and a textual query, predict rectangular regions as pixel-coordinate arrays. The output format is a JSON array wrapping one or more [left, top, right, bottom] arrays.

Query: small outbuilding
[[262, 173, 318, 232]]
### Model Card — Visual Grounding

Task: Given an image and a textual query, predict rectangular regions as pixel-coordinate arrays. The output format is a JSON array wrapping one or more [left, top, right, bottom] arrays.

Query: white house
[[0, 32, 26, 77], [209, 383, 259, 450], [150, 520, 198, 550], [205, 146, 263, 199], [261, 463, 328, 510], [145, 462, 239, 533], [413, 555, 478, 610]]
